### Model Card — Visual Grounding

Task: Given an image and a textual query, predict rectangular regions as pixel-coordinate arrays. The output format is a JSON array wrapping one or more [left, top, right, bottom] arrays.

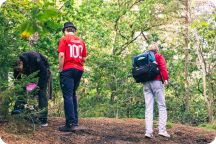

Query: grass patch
[[166, 121, 173, 129], [198, 123, 216, 131]]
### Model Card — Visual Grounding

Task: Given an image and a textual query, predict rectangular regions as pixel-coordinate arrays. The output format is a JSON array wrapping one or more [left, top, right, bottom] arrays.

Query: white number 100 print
[[68, 44, 83, 58]]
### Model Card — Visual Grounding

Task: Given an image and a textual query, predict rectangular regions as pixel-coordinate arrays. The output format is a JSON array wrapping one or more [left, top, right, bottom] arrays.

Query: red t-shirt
[[58, 34, 87, 71]]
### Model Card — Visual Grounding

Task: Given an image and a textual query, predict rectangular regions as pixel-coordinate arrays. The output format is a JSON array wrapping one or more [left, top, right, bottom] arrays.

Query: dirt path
[[0, 117, 215, 144]]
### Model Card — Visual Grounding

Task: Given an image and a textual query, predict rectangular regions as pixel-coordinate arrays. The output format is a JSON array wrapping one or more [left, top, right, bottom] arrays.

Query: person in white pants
[[143, 43, 170, 138]]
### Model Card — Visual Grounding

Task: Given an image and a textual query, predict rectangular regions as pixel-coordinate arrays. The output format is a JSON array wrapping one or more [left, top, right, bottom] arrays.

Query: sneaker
[[145, 133, 153, 139], [11, 109, 22, 115], [59, 125, 77, 132], [41, 123, 48, 127], [159, 131, 170, 138]]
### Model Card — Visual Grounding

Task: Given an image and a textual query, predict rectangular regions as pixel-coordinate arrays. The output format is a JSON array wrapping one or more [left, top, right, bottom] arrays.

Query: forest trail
[[0, 117, 215, 144]]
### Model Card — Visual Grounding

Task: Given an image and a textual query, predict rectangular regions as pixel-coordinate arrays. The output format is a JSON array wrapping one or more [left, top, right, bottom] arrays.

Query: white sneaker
[[159, 131, 170, 138], [209, 137, 216, 144], [0, 137, 6, 144], [145, 133, 153, 138], [41, 123, 48, 127]]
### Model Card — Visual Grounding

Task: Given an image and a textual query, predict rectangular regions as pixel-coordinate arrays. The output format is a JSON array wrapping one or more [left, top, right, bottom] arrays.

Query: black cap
[[62, 22, 77, 33]]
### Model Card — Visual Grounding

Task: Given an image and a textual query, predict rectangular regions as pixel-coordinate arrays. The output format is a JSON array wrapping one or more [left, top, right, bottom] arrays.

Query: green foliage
[[166, 121, 173, 129], [5, 116, 36, 133], [0, 71, 39, 121], [199, 123, 216, 131]]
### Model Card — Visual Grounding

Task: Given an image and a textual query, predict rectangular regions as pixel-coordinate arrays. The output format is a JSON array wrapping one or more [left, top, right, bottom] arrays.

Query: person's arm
[[58, 52, 65, 72], [158, 54, 169, 86], [83, 57, 87, 63], [82, 42, 87, 63], [14, 69, 21, 80], [58, 37, 66, 72]]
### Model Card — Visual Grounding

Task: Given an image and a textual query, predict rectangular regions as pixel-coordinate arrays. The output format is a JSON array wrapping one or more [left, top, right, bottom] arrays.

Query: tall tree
[[183, 0, 190, 112], [192, 18, 216, 123]]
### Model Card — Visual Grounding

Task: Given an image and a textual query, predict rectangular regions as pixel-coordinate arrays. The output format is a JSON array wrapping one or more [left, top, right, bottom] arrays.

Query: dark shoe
[[39, 118, 47, 124], [59, 125, 77, 132], [11, 109, 22, 115]]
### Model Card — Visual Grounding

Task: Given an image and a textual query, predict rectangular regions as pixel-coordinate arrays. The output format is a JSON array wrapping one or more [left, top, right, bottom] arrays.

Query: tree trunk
[[184, 0, 190, 112], [196, 43, 214, 123], [110, 75, 117, 104], [207, 76, 214, 122], [110, 24, 118, 104]]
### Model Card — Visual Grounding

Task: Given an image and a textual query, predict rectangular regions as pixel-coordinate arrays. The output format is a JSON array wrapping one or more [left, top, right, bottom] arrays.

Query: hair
[[148, 42, 159, 51], [65, 27, 76, 33]]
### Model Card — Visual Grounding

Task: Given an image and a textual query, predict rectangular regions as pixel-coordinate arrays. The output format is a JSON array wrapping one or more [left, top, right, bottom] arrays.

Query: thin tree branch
[[197, 78, 203, 94], [141, 30, 148, 41], [116, 32, 142, 55]]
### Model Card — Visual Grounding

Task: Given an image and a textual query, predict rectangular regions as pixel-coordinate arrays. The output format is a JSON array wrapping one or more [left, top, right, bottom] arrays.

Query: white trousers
[[143, 80, 167, 134]]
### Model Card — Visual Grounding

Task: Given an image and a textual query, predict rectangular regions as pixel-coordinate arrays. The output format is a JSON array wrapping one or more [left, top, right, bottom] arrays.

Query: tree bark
[[207, 76, 214, 123], [184, 0, 190, 112], [196, 42, 214, 123]]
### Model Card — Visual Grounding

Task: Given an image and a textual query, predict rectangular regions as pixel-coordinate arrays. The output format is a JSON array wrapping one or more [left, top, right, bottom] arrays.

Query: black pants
[[37, 69, 50, 124], [60, 68, 83, 126]]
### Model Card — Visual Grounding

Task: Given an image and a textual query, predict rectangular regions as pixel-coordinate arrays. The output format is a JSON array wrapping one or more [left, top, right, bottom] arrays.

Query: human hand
[[164, 80, 168, 87], [59, 66, 63, 72]]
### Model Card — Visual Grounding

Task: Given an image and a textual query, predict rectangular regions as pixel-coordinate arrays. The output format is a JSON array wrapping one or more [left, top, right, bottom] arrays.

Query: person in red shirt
[[58, 22, 87, 132], [144, 42, 170, 138]]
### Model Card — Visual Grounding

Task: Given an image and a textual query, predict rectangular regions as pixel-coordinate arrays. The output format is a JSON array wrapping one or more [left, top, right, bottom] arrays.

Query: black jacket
[[14, 51, 50, 89]]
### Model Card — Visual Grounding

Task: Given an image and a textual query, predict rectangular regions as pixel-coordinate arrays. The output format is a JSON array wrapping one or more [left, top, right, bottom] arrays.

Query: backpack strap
[[159, 72, 164, 84], [132, 56, 136, 67], [148, 51, 156, 63]]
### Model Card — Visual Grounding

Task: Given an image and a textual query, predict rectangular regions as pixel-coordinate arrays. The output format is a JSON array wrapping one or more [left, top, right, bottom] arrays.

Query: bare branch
[[113, 0, 145, 55], [197, 78, 203, 94], [141, 30, 148, 41], [116, 32, 142, 55]]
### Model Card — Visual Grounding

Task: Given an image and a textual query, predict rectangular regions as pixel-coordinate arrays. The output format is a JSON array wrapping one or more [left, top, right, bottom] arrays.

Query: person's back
[[132, 51, 160, 83], [58, 34, 86, 71], [14, 51, 49, 77]]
